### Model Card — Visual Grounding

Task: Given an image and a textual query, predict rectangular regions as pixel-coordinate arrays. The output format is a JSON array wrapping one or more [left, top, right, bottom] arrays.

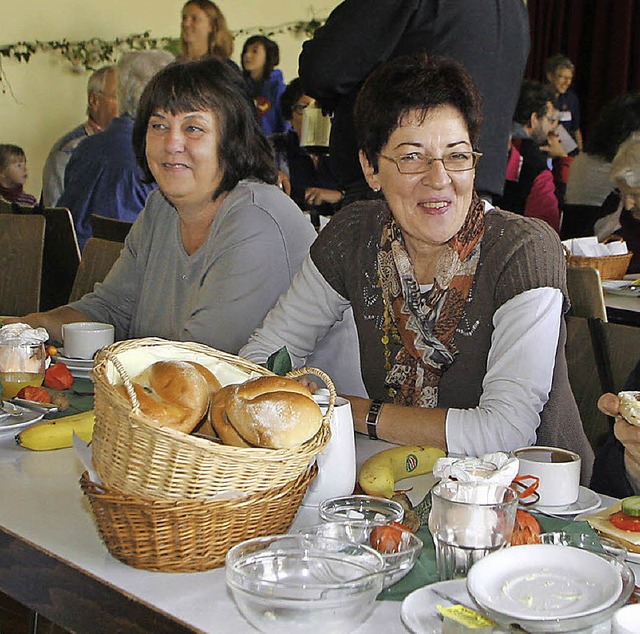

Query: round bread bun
[[210, 385, 252, 447], [186, 361, 222, 397], [618, 391, 640, 427], [226, 376, 323, 448], [117, 360, 209, 434]]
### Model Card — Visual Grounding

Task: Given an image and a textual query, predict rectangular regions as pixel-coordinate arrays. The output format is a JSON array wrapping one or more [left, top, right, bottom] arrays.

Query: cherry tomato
[[45, 345, 59, 357], [609, 511, 640, 532], [369, 521, 411, 554], [16, 386, 52, 403]]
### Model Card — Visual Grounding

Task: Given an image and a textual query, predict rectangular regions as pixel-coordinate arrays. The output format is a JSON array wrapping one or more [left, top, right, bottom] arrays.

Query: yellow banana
[[358, 445, 445, 498], [16, 409, 95, 451]]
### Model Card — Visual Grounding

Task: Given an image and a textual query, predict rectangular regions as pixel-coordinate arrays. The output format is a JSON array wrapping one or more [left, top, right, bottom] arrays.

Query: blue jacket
[[59, 116, 156, 250], [245, 69, 288, 136]]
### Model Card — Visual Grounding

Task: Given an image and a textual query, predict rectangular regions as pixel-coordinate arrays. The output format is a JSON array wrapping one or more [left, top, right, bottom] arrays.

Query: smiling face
[[547, 67, 574, 95], [181, 4, 213, 52], [360, 105, 475, 252], [145, 109, 222, 211]]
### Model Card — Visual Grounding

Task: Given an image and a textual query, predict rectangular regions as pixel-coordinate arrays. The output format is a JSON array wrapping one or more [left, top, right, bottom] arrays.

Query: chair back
[[566, 267, 608, 322], [0, 214, 45, 315], [90, 214, 133, 243], [40, 207, 81, 311], [601, 321, 640, 393], [69, 238, 124, 302]]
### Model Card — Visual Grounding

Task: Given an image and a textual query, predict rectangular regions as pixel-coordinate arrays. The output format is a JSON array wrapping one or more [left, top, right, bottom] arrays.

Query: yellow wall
[[1, 0, 340, 197]]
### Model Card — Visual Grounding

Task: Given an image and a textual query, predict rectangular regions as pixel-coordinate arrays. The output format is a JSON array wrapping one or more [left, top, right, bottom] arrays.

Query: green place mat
[[48, 377, 94, 418], [379, 514, 602, 601]]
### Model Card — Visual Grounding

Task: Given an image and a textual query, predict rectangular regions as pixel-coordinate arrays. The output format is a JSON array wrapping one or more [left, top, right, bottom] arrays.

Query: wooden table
[[0, 429, 634, 634]]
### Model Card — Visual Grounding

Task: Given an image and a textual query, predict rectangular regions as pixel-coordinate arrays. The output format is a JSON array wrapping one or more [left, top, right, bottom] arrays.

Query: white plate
[[69, 368, 92, 380], [52, 349, 94, 368], [528, 486, 601, 516], [401, 579, 475, 634], [0, 404, 45, 432], [467, 545, 622, 622], [602, 280, 640, 298]]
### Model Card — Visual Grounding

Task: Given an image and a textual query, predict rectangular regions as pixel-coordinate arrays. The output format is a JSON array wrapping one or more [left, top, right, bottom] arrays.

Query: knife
[[9, 397, 59, 415]]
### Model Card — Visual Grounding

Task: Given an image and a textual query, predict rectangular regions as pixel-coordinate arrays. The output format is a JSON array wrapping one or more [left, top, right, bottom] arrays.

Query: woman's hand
[[304, 187, 344, 206], [277, 171, 291, 196]]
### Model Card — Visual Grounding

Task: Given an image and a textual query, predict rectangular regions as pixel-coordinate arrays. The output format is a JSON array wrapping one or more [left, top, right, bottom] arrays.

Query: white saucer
[[530, 486, 601, 516], [69, 368, 92, 380], [401, 579, 474, 634], [0, 404, 44, 432], [52, 350, 94, 370]]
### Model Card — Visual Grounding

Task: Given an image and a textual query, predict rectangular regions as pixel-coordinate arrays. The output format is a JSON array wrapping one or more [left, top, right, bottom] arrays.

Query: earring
[[373, 186, 381, 192]]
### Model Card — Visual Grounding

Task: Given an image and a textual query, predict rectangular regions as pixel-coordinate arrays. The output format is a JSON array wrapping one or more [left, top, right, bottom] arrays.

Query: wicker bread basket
[[564, 238, 632, 280], [91, 338, 333, 500], [80, 465, 316, 572]]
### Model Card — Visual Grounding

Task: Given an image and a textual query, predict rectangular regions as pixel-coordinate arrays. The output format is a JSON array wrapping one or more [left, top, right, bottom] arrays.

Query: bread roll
[[210, 385, 252, 447], [116, 360, 210, 434], [187, 361, 222, 397], [618, 391, 640, 427], [226, 376, 322, 448]]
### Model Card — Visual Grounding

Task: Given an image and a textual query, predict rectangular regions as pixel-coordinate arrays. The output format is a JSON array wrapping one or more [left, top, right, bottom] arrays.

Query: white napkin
[[562, 236, 628, 257], [0, 323, 49, 345]]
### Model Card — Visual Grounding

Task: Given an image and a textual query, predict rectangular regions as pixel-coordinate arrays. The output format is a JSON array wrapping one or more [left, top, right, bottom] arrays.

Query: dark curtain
[[527, 0, 640, 141]]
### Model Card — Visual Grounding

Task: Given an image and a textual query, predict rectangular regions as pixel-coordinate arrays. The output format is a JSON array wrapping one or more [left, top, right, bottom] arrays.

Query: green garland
[[0, 18, 325, 94]]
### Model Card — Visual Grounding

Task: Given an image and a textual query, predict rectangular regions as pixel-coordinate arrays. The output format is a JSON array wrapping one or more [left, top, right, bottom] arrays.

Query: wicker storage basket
[[564, 240, 633, 280], [91, 338, 333, 500], [80, 465, 316, 572]]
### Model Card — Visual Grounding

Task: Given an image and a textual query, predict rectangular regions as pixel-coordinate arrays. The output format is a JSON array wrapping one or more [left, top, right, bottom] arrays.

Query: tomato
[[16, 386, 52, 403], [44, 362, 74, 391], [370, 521, 411, 554], [510, 510, 542, 546], [45, 345, 59, 357], [609, 511, 640, 532]]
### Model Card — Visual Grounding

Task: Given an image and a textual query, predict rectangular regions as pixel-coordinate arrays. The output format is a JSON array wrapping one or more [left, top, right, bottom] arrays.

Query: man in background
[[41, 66, 118, 207], [546, 54, 582, 153]]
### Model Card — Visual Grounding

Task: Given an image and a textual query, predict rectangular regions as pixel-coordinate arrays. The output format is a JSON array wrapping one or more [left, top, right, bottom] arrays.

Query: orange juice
[[0, 372, 45, 399]]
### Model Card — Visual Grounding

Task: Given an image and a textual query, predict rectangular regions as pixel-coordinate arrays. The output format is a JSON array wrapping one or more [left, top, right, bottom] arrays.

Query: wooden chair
[[39, 207, 81, 311], [69, 238, 124, 302], [601, 321, 640, 393], [0, 215, 45, 315], [90, 214, 133, 243]]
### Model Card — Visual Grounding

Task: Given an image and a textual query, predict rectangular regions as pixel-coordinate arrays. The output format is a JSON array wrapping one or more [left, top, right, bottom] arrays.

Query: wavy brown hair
[[180, 0, 234, 60]]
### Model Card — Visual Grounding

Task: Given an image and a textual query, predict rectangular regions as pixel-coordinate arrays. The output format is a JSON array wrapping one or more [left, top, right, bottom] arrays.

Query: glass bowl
[[539, 531, 628, 562], [318, 495, 405, 524], [225, 534, 385, 633], [299, 521, 423, 588]]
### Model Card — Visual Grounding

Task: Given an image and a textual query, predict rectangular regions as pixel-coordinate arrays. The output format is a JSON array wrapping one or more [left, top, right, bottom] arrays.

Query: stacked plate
[[52, 349, 93, 379]]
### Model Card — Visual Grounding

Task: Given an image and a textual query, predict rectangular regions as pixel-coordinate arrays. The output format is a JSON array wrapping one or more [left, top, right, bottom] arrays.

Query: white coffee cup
[[62, 322, 115, 359], [302, 391, 356, 507], [513, 446, 581, 507], [612, 604, 640, 634]]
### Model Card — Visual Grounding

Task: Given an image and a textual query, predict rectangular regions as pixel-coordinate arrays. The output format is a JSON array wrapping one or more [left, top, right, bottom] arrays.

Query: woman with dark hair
[[179, 0, 236, 66], [241, 35, 287, 135], [241, 53, 594, 480], [12, 58, 316, 354]]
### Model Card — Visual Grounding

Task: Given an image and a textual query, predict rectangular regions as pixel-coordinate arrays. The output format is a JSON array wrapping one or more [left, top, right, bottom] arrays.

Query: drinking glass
[[428, 480, 518, 581], [0, 342, 46, 399]]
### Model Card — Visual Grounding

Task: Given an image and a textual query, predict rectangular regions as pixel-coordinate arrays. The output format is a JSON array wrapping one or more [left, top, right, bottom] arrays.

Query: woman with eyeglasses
[[241, 54, 593, 477]]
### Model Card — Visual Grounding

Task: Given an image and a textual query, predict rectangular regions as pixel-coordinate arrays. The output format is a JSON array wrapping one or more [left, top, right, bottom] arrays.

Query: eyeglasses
[[292, 103, 310, 114], [379, 151, 482, 174]]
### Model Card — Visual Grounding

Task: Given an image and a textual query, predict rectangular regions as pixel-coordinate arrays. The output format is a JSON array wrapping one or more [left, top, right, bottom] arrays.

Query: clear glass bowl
[[225, 534, 385, 634], [539, 531, 628, 562], [299, 521, 423, 588], [318, 495, 405, 524]]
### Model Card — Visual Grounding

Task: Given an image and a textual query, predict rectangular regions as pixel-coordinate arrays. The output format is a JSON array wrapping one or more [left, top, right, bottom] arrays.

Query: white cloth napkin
[[562, 236, 628, 257], [0, 323, 48, 345]]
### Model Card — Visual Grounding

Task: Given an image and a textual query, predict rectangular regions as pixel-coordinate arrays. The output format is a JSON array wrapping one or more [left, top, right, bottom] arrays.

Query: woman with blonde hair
[[180, 0, 234, 63]]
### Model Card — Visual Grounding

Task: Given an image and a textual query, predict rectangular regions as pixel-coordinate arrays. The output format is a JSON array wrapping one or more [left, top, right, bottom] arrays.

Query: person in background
[[566, 92, 640, 208], [242, 35, 288, 136], [7, 58, 318, 358], [41, 66, 118, 207], [241, 54, 594, 481], [58, 50, 174, 250], [270, 78, 343, 226], [545, 54, 583, 153], [0, 144, 37, 206], [179, 0, 237, 70], [594, 132, 640, 274], [496, 80, 562, 233], [591, 361, 640, 497], [299, 0, 530, 205]]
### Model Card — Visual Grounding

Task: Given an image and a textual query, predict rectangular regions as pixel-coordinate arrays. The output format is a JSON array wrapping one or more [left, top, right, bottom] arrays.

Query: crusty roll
[[187, 361, 222, 397], [619, 391, 640, 427], [209, 385, 252, 447], [116, 360, 210, 434], [225, 376, 323, 448]]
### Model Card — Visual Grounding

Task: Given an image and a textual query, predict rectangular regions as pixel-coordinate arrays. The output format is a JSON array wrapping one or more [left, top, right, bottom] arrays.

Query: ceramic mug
[[611, 604, 640, 634], [62, 322, 115, 360], [513, 446, 581, 507], [302, 391, 356, 507]]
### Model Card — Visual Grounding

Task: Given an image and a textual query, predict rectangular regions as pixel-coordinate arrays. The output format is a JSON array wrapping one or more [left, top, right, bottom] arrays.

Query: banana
[[358, 445, 445, 498], [16, 409, 95, 451]]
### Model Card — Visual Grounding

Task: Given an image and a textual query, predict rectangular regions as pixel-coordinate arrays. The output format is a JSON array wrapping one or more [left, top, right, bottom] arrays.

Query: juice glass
[[0, 342, 46, 399]]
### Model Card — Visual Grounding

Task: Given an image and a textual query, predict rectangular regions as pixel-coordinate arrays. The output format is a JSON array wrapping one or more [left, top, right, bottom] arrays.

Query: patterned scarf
[[377, 193, 485, 407]]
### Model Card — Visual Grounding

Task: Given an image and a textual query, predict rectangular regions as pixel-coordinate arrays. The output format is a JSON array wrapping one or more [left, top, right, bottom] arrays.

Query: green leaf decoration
[[266, 347, 292, 376]]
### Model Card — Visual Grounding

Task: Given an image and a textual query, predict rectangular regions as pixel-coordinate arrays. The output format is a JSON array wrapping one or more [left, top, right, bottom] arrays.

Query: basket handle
[[286, 366, 336, 424], [104, 350, 141, 412]]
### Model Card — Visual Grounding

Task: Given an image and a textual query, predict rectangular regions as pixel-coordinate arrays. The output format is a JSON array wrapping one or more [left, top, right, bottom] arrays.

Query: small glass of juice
[[0, 342, 46, 399]]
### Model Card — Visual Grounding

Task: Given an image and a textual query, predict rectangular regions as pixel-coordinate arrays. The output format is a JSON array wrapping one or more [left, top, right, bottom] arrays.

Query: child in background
[[0, 144, 37, 206], [241, 35, 288, 135]]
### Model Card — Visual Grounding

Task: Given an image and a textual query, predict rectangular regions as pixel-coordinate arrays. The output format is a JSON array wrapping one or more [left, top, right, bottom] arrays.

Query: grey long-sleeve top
[[69, 179, 316, 355]]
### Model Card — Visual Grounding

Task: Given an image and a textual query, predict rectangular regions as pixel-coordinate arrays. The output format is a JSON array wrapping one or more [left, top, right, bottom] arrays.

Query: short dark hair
[[133, 58, 277, 199], [513, 80, 554, 125], [0, 144, 25, 171], [586, 92, 640, 162], [280, 77, 305, 121], [354, 53, 483, 171], [545, 54, 575, 76], [241, 35, 280, 84]]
